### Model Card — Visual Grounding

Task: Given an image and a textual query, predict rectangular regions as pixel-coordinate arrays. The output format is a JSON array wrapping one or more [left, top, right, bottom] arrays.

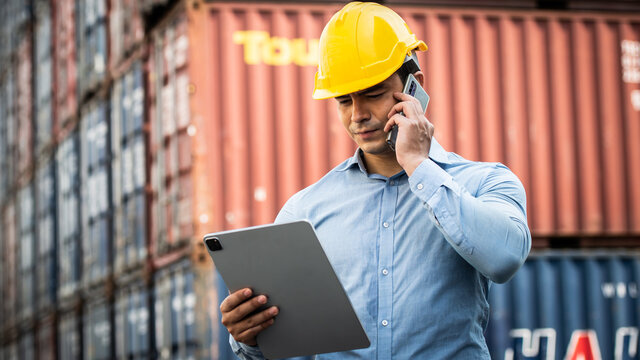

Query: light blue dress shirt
[[231, 138, 531, 359]]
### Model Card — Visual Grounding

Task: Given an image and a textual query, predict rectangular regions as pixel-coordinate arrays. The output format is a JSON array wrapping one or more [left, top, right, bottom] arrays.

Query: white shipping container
[[81, 101, 112, 287], [35, 159, 56, 311], [57, 133, 82, 299], [34, 0, 54, 155], [17, 184, 35, 322]]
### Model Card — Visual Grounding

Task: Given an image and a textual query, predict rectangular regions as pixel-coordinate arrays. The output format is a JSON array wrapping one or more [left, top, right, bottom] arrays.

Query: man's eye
[[367, 93, 383, 98], [337, 98, 352, 105]]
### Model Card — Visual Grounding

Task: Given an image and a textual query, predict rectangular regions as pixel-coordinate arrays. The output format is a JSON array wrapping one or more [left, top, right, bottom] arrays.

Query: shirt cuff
[[408, 158, 452, 203], [230, 336, 265, 359]]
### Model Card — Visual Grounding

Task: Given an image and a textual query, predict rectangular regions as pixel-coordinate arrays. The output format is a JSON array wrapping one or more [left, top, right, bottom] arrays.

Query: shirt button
[[417, 183, 424, 190], [382, 269, 389, 275], [389, 180, 395, 186], [381, 320, 389, 327], [383, 222, 389, 228]]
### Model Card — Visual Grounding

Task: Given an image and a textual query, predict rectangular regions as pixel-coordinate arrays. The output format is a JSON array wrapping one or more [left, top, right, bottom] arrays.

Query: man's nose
[[351, 98, 370, 123]]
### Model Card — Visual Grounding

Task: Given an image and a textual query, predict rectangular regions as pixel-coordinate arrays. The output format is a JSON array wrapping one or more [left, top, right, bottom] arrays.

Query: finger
[[220, 288, 253, 313], [235, 318, 276, 345], [225, 295, 270, 324], [230, 306, 279, 336]]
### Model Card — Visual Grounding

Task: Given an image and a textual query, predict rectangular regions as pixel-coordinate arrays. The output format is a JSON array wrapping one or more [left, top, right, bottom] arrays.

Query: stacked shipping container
[[1, 1, 639, 359]]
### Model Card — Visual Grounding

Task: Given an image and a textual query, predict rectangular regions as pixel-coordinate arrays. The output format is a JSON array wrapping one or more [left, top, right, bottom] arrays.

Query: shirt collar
[[341, 137, 452, 174]]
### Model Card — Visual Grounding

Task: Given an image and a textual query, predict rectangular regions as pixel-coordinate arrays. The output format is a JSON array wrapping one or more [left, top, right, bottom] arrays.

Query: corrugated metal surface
[[16, 33, 33, 181], [0, 72, 14, 204], [1, 201, 17, 330], [58, 311, 81, 360], [35, 158, 57, 312], [149, 10, 195, 261], [52, 0, 78, 127], [152, 259, 219, 359], [56, 132, 82, 302], [37, 317, 56, 360], [18, 331, 35, 360], [34, 0, 55, 156], [77, 0, 108, 99], [486, 251, 640, 360], [112, 62, 148, 275], [115, 282, 150, 359], [80, 101, 112, 288], [187, 2, 640, 239], [17, 184, 35, 323], [83, 298, 113, 360], [109, 0, 144, 71]]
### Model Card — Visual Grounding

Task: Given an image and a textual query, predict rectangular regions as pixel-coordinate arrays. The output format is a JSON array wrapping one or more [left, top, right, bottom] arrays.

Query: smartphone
[[386, 73, 430, 151]]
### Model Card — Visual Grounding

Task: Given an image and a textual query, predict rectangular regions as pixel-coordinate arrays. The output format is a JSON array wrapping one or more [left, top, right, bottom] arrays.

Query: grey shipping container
[[486, 251, 640, 360], [80, 100, 112, 289], [109, 0, 144, 71], [115, 282, 150, 359], [58, 310, 82, 360], [34, 0, 54, 156], [35, 158, 57, 312], [76, 0, 108, 98], [17, 184, 35, 323], [83, 298, 113, 360], [112, 61, 147, 276], [56, 132, 82, 302]]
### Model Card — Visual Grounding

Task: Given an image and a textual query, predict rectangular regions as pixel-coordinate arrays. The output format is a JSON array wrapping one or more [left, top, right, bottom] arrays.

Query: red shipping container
[[180, 2, 640, 242], [52, 0, 77, 128]]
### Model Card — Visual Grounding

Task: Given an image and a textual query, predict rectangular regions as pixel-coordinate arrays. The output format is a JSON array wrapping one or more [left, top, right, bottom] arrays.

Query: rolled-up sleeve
[[408, 159, 531, 283]]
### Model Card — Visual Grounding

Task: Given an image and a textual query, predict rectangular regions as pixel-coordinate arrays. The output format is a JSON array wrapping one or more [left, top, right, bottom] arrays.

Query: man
[[220, 2, 531, 359]]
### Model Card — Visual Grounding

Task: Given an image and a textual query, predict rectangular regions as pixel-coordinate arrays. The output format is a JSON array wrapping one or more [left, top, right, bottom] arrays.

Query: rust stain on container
[[181, 2, 640, 243]]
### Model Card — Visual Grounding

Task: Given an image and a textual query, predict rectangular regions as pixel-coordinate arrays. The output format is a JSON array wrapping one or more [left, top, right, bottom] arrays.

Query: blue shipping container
[[81, 101, 111, 287], [486, 251, 640, 360], [58, 311, 81, 360], [83, 298, 112, 360], [35, 159, 57, 311], [112, 62, 146, 275], [17, 184, 35, 322], [115, 282, 150, 359], [153, 260, 222, 360], [57, 132, 82, 300]]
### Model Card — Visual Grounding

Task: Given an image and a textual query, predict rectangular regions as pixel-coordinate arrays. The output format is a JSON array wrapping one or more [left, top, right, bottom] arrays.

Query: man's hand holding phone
[[220, 288, 279, 346], [385, 73, 434, 176]]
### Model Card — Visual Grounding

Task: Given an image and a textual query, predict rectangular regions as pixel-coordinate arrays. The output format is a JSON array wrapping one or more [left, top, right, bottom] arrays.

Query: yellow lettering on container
[[233, 30, 318, 66]]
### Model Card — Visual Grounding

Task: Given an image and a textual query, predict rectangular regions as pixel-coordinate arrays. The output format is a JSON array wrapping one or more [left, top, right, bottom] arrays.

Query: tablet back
[[204, 220, 370, 359]]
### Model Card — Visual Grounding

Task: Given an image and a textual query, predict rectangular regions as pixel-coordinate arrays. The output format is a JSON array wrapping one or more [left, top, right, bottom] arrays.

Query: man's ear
[[413, 71, 425, 88]]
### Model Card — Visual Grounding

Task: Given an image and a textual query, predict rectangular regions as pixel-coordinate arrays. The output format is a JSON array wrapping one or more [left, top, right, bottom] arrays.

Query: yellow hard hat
[[312, 2, 428, 100]]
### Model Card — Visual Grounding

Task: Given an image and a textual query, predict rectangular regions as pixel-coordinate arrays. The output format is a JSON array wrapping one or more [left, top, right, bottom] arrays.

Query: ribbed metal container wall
[[109, 0, 144, 72], [58, 310, 81, 360], [115, 282, 150, 359], [186, 2, 640, 240], [17, 184, 35, 324], [35, 158, 57, 313], [148, 10, 195, 264], [82, 298, 113, 360], [52, 0, 77, 128], [36, 316, 56, 360], [77, 0, 108, 99], [486, 251, 640, 360], [18, 331, 34, 360], [1, 201, 17, 330], [34, 0, 55, 157], [80, 100, 112, 289], [56, 131, 82, 305], [152, 259, 221, 359], [112, 61, 148, 276], [16, 31, 33, 183]]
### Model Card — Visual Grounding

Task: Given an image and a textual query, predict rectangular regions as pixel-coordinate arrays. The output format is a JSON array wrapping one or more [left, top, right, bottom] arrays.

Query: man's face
[[335, 74, 404, 155]]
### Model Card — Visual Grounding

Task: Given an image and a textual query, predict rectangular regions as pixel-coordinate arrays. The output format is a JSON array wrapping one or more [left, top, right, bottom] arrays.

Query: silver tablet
[[203, 220, 370, 359]]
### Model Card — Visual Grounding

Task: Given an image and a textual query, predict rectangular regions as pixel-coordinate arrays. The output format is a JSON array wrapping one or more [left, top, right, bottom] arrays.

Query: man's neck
[[361, 151, 404, 178]]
